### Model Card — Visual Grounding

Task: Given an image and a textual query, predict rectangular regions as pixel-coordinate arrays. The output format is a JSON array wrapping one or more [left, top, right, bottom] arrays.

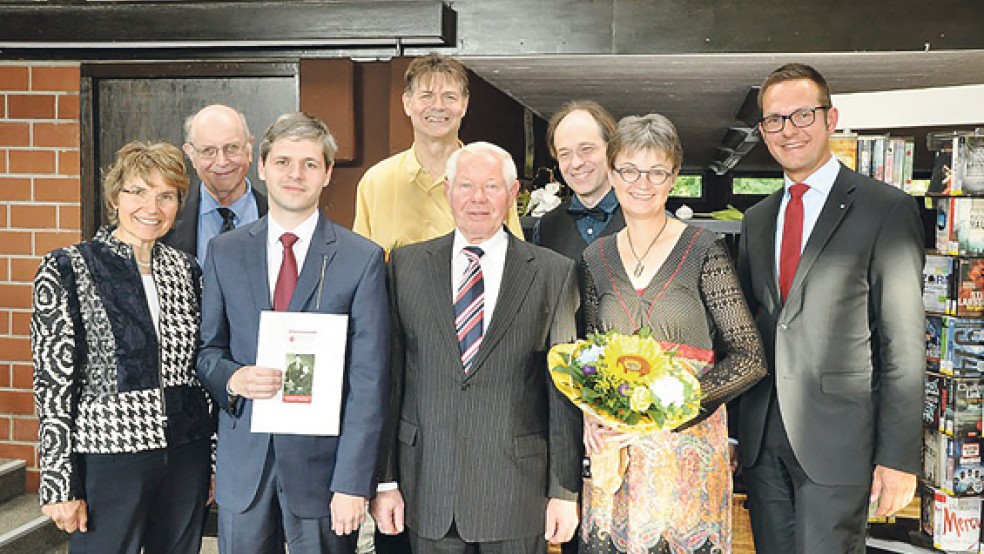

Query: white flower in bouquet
[[650, 375, 686, 407], [528, 181, 562, 217], [576, 344, 605, 365], [629, 386, 653, 412]]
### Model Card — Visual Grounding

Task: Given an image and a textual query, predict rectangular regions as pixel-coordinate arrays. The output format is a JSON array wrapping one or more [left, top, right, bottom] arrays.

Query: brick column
[[0, 62, 81, 493]]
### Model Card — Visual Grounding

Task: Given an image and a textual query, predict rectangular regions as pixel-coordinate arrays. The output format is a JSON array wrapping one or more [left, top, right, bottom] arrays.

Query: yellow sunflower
[[600, 334, 664, 385]]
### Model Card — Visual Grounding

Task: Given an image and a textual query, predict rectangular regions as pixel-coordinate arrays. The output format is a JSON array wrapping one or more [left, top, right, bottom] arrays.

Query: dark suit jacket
[[736, 164, 925, 486], [535, 198, 624, 260], [161, 183, 268, 258], [381, 231, 582, 542], [197, 213, 389, 518]]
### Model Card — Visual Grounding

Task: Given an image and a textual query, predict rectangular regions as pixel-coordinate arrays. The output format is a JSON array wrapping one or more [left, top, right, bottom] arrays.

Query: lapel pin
[[839, 204, 845, 209]]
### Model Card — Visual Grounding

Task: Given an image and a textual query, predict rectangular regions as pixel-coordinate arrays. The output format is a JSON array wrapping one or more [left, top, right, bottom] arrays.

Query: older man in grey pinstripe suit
[[372, 142, 583, 553]]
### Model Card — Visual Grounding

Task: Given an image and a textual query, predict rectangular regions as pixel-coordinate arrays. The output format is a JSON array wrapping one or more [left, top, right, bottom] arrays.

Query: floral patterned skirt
[[580, 406, 731, 554]]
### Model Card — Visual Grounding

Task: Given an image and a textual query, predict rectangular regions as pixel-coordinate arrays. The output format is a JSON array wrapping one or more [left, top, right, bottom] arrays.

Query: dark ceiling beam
[[403, 0, 984, 57], [0, 1, 455, 53]]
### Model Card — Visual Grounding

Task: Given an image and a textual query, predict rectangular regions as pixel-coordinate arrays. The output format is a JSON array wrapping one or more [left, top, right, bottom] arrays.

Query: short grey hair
[[183, 104, 252, 145], [260, 112, 338, 166], [608, 113, 683, 171], [445, 141, 517, 185]]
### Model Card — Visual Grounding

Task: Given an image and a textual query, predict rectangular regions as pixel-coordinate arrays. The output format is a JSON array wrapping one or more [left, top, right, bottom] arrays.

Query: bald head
[[182, 104, 254, 206]]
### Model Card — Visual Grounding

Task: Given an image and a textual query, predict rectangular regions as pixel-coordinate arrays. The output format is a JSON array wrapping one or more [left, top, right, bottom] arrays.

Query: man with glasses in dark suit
[[737, 63, 924, 554], [162, 104, 267, 261]]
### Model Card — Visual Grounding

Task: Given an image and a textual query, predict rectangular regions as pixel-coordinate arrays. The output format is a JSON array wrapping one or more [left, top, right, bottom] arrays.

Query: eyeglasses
[[759, 106, 830, 134], [189, 141, 248, 160], [120, 187, 179, 206], [613, 165, 674, 186]]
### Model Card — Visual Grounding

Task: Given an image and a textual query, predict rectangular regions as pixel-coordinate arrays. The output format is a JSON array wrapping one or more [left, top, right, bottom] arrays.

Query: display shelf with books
[[831, 132, 918, 193], [917, 245, 984, 552], [927, 130, 984, 198]]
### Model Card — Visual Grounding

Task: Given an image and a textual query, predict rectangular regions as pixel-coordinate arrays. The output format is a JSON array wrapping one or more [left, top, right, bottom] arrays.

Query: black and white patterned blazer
[[31, 227, 213, 505]]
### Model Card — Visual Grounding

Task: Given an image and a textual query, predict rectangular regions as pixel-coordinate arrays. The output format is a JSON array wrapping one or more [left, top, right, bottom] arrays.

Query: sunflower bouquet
[[548, 328, 711, 492]]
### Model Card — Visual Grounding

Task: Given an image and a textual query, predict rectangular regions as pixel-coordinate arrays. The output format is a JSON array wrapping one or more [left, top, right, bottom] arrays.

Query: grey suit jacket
[[381, 231, 582, 542], [197, 213, 389, 518], [736, 164, 925, 486]]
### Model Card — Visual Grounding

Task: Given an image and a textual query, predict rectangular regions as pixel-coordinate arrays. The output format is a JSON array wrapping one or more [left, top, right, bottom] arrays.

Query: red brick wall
[[0, 62, 81, 493]]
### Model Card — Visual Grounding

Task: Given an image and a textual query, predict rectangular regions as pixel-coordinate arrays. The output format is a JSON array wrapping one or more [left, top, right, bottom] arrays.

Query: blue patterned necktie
[[454, 246, 485, 373]]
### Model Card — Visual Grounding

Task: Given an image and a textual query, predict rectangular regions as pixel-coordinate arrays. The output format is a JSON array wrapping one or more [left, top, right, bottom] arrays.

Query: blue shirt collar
[[199, 178, 254, 219]]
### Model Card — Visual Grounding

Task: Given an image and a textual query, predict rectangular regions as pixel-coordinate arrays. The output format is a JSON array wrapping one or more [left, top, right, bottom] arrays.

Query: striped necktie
[[454, 246, 485, 373]]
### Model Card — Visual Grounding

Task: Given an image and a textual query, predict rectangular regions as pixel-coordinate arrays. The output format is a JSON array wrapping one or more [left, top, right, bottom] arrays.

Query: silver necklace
[[625, 217, 669, 278]]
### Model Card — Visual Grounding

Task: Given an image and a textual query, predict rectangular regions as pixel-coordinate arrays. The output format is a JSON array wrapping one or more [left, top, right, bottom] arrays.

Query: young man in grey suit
[[161, 104, 267, 261], [372, 142, 582, 552], [736, 63, 924, 554], [197, 112, 389, 553]]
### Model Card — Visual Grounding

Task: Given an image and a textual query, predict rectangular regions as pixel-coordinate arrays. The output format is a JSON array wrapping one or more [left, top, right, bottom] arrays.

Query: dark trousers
[[69, 438, 210, 554], [743, 396, 870, 554], [374, 529, 411, 553], [217, 446, 357, 554], [407, 521, 545, 554]]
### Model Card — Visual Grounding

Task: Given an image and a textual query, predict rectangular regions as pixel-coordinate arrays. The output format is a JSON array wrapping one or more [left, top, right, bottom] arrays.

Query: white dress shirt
[[266, 211, 320, 301], [774, 154, 841, 275], [451, 228, 509, 331]]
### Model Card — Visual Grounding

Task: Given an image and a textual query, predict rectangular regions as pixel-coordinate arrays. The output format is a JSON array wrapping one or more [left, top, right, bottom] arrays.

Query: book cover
[[955, 258, 984, 316], [903, 139, 916, 194], [925, 372, 944, 429], [872, 136, 886, 182], [857, 136, 875, 177], [937, 198, 957, 254], [944, 435, 984, 496], [829, 133, 858, 170], [883, 139, 896, 188], [933, 487, 982, 551], [954, 199, 984, 256], [930, 147, 955, 195], [950, 318, 984, 376], [964, 136, 984, 195], [924, 428, 944, 488], [927, 317, 945, 372], [924, 255, 955, 313], [952, 378, 984, 438]]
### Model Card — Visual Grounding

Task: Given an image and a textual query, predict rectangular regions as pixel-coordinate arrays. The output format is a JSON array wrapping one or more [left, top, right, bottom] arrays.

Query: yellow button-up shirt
[[352, 146, 524, 252]]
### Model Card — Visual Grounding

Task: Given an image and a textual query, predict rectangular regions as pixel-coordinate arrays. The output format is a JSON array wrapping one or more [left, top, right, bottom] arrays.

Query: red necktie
[[273, 232, 299, 311], [779, 183, 809, 303]]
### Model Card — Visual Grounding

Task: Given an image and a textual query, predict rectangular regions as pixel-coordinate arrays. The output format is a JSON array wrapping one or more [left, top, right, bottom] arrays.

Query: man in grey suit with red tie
[[371, 142, 582, 552], [198, 112, 389, 553], [736, 63, 925, 553]]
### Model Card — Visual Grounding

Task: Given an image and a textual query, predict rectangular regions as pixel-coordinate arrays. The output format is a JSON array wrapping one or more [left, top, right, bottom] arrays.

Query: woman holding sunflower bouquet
[[572, 114, 766, 554]]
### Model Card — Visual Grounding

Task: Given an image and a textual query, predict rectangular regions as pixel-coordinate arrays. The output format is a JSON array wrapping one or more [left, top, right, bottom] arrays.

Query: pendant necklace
[[625, 216, 668, 278]]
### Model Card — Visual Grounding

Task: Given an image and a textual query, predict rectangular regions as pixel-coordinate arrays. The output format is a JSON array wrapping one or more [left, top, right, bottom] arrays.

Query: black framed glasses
[[188, 141, 248, 160], [613, 165, 674, 186], [759, 106, 830, 134]]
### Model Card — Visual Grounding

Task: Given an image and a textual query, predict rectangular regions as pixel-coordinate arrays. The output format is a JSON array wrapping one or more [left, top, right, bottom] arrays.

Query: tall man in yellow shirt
[[352, 54, 523, 252]]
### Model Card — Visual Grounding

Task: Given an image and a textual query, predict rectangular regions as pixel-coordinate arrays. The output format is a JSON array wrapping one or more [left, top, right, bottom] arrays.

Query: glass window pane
[[733, 177, 784, 195], [671, 174, 702, 198]]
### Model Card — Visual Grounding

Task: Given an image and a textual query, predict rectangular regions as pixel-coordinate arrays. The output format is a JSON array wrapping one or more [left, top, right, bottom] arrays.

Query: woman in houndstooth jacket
[[31, 141, 213, 554]]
